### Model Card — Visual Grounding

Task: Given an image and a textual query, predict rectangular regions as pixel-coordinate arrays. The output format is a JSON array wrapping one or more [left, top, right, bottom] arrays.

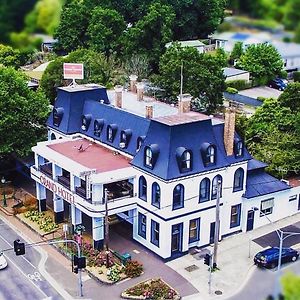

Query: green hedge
[[226, 79, 251, 90], [293, 71, 300, 82], [226, 87, 238, 94]]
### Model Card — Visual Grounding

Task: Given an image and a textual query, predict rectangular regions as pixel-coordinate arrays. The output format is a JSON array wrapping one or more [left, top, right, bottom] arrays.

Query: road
[[229, 260, 300, 300], [0, 218, 63, 300]]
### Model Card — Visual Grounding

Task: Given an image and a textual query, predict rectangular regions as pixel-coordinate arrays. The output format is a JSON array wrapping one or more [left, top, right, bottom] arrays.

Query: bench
[[112, 250, 131, 265]]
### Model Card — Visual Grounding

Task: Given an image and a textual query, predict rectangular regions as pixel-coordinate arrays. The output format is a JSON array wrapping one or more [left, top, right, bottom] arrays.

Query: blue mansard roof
[[244, 170, 290, 199], [131, 113, 252, 180]]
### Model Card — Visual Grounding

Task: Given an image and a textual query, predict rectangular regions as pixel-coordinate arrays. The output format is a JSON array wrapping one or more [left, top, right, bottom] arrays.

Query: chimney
[[145, 104, 153, 119], [224, 107, 236, 156], [129, 74, 138, 93], [136, 82, 144, 101], [114, 85, 123, 108], [177, 93, 192, 114]]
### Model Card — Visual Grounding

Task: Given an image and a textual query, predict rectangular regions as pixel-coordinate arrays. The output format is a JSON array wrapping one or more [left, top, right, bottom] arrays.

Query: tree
[[244, 96, 300, 177], [0, 45, 21, 68], [156, 43, 226, 113], [87, 7, 126, 55], [236, 43, 284, 85], [281, 272, 300, 300], [122, 2, 175, 71], [0, 66, 50, 158], [283, 0, 300, 30], [278, 82, 300, 112], [54, 1, 90, 53], [230, 42, 244, 62], [40, 49, 123, 103], [163, 0, 227, 40]]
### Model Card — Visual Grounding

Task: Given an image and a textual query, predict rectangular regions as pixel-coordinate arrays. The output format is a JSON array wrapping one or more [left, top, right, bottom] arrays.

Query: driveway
[[108, 222, 199, 299], [239, 86, 283, 99]]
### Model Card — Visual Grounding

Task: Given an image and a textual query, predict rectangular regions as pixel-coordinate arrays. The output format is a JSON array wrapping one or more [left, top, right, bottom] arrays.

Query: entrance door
[[246, 210, 254, 231], [209, 222, 215, 244], [171, 223, 182, 256]]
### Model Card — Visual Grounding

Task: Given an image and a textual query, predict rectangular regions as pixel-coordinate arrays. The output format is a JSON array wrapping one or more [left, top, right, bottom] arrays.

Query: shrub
[[226, 87, 238, 94], [226, 79, 251, 90], [257, 96, 267, 102], [293, 71, 300, 82], [107, 265, 121, 282], [124, 260, 143, 278]]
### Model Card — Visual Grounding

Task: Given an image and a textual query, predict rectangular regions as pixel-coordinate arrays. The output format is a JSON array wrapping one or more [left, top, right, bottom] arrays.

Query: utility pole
[[180, 61, 183, 102], [213, 180, 222, 267]]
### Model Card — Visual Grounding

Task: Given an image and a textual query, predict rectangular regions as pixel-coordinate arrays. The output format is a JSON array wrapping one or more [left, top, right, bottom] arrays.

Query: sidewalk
[[167, 213, 300, 300]]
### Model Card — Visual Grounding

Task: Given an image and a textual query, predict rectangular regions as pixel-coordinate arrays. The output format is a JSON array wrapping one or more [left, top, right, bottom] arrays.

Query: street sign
[[63, 63, 84, 80]]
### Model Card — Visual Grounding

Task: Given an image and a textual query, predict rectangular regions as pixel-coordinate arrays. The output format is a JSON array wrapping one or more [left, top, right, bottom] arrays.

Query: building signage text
[[40, 175, 75, 203]]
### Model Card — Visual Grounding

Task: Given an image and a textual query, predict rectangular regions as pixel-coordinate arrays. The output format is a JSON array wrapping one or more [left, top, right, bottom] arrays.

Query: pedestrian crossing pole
[[213, 180, 222, 267]]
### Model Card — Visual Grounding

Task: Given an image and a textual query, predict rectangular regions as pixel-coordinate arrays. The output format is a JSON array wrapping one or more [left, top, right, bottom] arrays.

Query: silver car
[[0, 252, 8, 269]]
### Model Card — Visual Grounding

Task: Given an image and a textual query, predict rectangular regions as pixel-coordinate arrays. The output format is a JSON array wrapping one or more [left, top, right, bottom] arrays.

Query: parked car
[[0, 252, 8, 270], [254, 247, 299, 269], [268, 78, 288, 91]]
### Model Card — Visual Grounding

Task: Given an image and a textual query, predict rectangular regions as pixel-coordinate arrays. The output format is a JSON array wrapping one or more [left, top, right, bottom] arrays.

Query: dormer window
[[107, 124, 117, 142], [145, 147, 153, 168], [235, 140, 244, 157], [144, 144, 159, 169], [207, 146, 215, 164], [136, 136, 146, 152], [94, 119, 104, 137], [81, 114, 92, 131], [176, 147, 192, 173], [201, 143, 216, 166], [119, 129, 132, 149], [53, 107, 64, 127]]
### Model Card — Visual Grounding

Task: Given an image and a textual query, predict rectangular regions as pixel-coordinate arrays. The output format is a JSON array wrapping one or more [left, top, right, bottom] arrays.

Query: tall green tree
[[230, 41, 244, 62], [0, 66, 50, 158], [122, 2, 175, 71], [236, 43, 284, 85], [87, 7, 126, 55], [156, 43, 226, 113], [54, 1, 90, 52], [283, 0, 300, 30]]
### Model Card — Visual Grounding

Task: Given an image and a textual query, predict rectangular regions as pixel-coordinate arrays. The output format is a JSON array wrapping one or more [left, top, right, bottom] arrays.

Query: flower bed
[[20, 210, 59, 234], [121, 278, 180, 300], [63, 240, 143, 284]]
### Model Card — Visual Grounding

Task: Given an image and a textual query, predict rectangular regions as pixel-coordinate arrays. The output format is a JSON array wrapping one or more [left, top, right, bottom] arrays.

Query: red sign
[[63, 63, 84, 80], [40, 175, 75, 204]]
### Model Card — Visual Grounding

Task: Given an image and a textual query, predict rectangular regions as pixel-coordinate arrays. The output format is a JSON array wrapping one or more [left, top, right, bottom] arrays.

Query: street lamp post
[[1, 177, 7, 207]]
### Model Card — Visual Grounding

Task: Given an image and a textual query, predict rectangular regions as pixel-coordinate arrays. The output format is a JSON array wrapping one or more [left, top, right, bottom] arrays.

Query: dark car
[[269, 78, 288, 91], [254, 247, 299, 269]]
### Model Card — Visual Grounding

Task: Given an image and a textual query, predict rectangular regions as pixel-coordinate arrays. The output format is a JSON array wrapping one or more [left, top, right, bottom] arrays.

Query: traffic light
[[14, 239, 25, 256], [204, 253, 211, 266], [72, 255, 86, 273]]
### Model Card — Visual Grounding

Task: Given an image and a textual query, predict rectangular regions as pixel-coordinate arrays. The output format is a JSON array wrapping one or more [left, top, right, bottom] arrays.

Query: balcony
[[39, 163, 52, 177], [105, 181, 134, 202], [57, 176, 70, 189], [75, 186, 88, 199]]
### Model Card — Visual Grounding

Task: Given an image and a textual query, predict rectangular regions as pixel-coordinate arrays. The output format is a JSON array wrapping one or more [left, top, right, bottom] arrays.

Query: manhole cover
[[215, 290, 223, 295], [185, 265, 199, 272]]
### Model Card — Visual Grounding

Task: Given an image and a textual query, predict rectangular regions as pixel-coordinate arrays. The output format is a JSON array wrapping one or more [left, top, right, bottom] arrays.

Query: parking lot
[[253, 222, 300, 248]]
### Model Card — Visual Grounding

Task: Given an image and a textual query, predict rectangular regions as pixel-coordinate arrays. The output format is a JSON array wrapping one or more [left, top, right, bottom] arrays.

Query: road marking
[[28, 271, 43, 282], [0, 232, 37, 269], [4, 254, 49, 298]]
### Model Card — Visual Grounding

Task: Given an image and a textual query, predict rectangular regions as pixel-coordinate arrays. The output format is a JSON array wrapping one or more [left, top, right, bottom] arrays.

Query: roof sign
[[63, 63, 84, 80]]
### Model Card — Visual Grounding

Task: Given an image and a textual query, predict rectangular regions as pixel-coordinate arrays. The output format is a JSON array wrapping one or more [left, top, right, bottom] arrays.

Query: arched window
[[53, 107, 64, 127], [120, 129, 132, 149], [138, 176, 147, 201], [107, 124, 117, 142], [211, 175, 222, 200], [145, 147, 153, 167], [152, 182, 161, 208], [199, 178, 210, 203], [94, 119, 104, 137], [81, 114, 92, 131], [176, 147, 192, 172], [173, 184, 184, 210], [207, 146, 215, 164], [136, 136, 146, 152], [50, 133, 56, 140], [233, 168, 244, 192]]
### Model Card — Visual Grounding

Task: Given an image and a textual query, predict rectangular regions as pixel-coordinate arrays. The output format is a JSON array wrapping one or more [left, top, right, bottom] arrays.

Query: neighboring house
[[24, 62, 51, 89], [213, 31, 300, 72], [30, 83, 300, 260], [166, 40, 215, 54], [223, 67, 250, 82]]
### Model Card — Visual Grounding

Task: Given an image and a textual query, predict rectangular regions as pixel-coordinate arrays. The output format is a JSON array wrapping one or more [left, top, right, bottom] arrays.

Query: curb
[[0, 205, 14, 216]]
